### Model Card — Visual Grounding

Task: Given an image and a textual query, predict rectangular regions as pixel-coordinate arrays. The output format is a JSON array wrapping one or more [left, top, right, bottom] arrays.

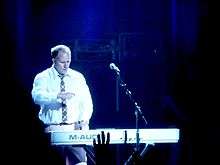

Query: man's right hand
[[57, 92, 75, 100]]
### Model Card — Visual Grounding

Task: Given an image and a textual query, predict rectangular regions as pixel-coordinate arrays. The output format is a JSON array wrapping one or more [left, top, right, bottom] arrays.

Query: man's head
[[51, 45, 71, 75]]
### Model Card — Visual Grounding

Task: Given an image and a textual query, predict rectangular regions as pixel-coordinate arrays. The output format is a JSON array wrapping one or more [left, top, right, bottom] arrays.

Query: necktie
[[59, 75, 68, 123]]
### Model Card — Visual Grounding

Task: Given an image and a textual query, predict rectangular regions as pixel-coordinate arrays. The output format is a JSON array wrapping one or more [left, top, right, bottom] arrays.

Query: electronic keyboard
[[49, 128, 180, 145]]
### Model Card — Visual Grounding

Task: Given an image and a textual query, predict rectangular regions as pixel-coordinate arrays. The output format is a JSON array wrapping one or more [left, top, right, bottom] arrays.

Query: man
[[31, 44, 93, 165]]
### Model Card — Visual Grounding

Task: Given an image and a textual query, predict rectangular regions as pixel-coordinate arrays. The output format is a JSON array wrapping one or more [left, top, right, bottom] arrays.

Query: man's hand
[[93, 131, 110, 146], [57, 92, 75, 100], [93, 131, 113, 165]]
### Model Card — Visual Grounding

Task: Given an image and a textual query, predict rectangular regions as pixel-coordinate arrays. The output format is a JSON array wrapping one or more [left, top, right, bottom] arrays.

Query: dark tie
[[59, 75, 68, 123]]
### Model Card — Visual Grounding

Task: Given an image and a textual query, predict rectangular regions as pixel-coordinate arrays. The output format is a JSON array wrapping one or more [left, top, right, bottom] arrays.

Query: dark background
[[1, 0, 208, 164]]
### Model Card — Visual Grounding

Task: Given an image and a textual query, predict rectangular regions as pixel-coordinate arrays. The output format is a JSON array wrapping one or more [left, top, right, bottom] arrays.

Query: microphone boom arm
[[119, 80, 148, 126]]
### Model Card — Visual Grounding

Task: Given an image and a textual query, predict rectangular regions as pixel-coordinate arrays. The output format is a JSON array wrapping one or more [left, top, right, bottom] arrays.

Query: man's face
[[53, 51, 71, 75]]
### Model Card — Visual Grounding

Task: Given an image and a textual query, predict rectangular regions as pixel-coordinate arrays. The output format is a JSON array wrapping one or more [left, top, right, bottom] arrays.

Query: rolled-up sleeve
[[31, 74, 60, 106]]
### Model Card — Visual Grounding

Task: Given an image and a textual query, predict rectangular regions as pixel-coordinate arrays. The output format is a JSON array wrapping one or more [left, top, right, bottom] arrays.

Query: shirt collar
[[51, 65, 71, 78]]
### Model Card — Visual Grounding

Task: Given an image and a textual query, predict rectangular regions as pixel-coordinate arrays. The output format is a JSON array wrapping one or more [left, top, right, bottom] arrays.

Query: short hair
[[51, 45, 71, 58]]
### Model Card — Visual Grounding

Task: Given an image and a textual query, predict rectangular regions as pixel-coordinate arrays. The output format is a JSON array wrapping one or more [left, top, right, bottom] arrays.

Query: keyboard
[[49, 128, 180, 145]]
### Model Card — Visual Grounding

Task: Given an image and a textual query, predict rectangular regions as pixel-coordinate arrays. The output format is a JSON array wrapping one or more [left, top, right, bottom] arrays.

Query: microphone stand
[[113, 71, 148, 165]]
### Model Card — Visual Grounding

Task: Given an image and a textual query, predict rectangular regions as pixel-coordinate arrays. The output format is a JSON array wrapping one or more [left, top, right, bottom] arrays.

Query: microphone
[[109, 63, 120, 73]]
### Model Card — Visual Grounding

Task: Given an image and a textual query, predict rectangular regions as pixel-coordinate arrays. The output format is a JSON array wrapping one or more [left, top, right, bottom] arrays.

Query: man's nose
[[64, 63, 68, 67]]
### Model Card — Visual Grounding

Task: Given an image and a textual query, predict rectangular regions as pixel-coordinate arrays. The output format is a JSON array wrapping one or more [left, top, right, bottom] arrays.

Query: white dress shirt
[[31, 65, 93, 125]]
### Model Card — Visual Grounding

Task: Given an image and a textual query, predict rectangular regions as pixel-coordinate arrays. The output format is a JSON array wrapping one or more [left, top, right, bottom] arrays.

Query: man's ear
[[52, 58, 55, 63]]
